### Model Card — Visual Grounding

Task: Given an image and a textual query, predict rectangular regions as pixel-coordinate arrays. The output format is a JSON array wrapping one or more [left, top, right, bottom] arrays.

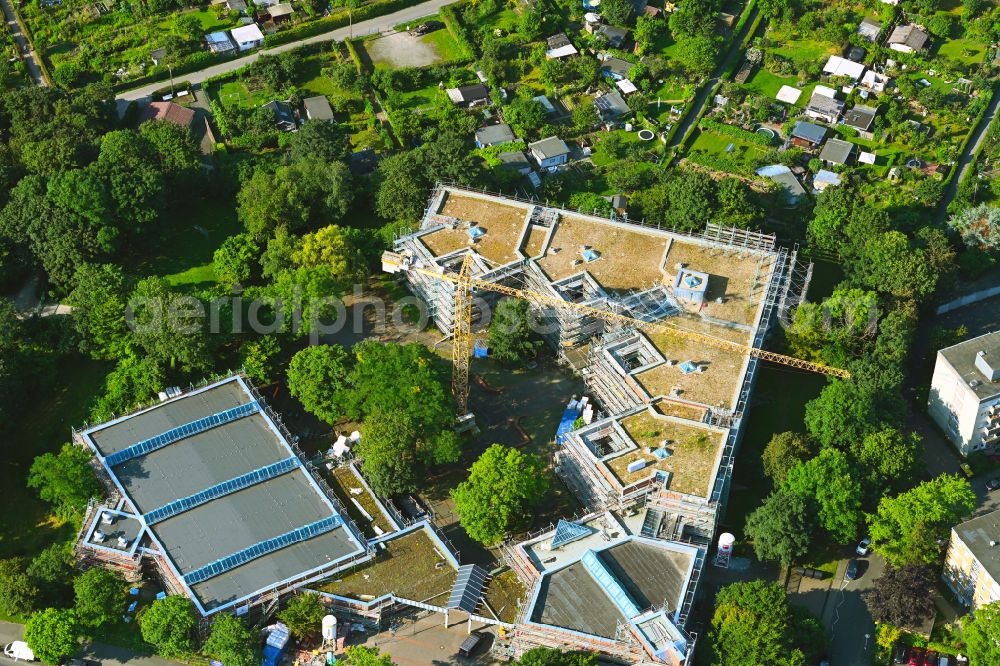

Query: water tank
[[717, 533, 736, 556], [321, 615, 337, 641]]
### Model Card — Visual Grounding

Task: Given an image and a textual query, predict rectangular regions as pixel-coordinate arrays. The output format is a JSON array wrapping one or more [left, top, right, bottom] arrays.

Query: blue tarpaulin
[[473, 340, 489, 358], [556, 404, 583, 444]]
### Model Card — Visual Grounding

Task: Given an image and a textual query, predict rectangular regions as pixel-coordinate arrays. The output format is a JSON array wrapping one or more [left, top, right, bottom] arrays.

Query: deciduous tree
[[863, 564, 935, 630], [868, 474, 975, 566], [278, 593, 327, 640], [515, 648, 598, 665], [744, 490, 814, 565], [73, 567, 126, 630], [28, 443, 102, 519], [761, 432, 815, 483], [204, 614, 256, 666], [128, 277, 211, 373], [287, 345, 350, 425], [0, 558, 37, 618], [139, 595, 198, 658], [452, 444, 549, 545], [488, 298, 542, 365], [964, 600, 1000, 666], [24, 608, 79, 665], [68, 263, 131, 361], [783, 448, 862, 544]]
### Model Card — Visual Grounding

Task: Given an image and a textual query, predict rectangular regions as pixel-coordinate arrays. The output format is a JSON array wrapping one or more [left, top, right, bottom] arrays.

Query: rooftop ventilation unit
[[117, 536, 129, 549], [94, 530, 106, 543], [976, 350, 1000, 382]]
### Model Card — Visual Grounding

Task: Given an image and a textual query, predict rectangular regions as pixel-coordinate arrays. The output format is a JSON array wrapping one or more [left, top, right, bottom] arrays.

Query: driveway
[[0, 0, 45, 86], [821, 555, 885, 666], [116, 0, 454, 103]]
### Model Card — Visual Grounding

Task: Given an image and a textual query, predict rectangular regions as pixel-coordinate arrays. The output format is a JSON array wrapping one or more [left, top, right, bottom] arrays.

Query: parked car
[[3, 643, 35, 662], [892, 644, 909, 663], [412, 21, 442, 35], [856, 538, 872, 556], [924, 651, 939, 666], [908, 647, 925, 666], [846, 558, 860, 581], [986, 478, 999, 491], [960, 462, 974, 478]]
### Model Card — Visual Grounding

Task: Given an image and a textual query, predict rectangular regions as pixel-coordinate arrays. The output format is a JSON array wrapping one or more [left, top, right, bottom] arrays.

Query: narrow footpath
[[0, 0, 45, 86]]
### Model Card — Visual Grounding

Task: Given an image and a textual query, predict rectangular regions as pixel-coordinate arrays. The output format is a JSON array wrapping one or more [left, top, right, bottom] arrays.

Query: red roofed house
[[137, 101, 216, 155]]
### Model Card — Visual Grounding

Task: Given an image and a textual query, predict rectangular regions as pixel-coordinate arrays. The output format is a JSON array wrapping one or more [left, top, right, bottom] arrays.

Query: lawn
[[157, 8, 238, 33], [422, 27, 467, 62], [742, 68, 801, 100], [770, 39, 839, 67], [590, 130, 649, 166], [214, 80, 270, 109], [686, 127, 770, 175], [297, 54, 340, 98], [124, 198, 242, 291], [937, 37, 987, 66]]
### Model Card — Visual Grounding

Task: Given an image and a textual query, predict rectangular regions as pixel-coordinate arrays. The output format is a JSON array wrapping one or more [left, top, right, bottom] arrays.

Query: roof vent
[[976, 350, 1000, 382], [992, 540, 997, 547]]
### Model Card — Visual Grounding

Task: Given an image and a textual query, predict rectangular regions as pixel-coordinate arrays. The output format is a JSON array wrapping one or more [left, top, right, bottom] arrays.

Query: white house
[[928, 330, 1000, 455], [230, 24, 265, 52]]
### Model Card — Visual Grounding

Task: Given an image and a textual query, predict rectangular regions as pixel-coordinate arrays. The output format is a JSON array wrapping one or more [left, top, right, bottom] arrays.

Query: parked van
[[3, 642, 35, 662]]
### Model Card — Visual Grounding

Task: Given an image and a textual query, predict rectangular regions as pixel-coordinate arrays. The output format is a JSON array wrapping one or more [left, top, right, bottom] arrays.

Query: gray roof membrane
[[90, 381, 249, 457]]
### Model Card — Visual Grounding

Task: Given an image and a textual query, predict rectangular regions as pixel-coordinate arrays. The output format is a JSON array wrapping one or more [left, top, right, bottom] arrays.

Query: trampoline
[[638, 129, 655, 141]]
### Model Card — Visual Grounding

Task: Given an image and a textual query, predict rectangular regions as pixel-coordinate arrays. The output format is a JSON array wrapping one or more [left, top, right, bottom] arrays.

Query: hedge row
[[345, 38, 366, 74], [699, 118, 773, 146], [440, 2, 476, 60], [10, 4, 53, 86], [945, 84, 996, 189], [263, 0, 422, 48]]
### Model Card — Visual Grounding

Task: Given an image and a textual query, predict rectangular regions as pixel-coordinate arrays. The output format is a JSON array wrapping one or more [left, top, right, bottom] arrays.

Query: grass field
[[156, 8, 237, 33], [770, 38, 839, 67], [125, 198, 242, 291], [937, 37, 987, 65], [687, 127, 770, 175], [741, 68, 803, 100]]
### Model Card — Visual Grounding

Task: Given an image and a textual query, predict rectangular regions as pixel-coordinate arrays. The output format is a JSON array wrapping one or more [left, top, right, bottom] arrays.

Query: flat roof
[[80, 377, 365, 614], [529, 537, 695, 639], [941, 330, 1000, 400], [955, 509, 1000, 583]]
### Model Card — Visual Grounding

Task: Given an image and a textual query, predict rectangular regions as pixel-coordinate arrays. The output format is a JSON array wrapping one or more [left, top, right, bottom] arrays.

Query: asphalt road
[[0, 622, 182, 666], [822, 555, 885, 666], [116, 0, 453, 103], [0, 0, 45, 86], [935, 84, 1000, 224]]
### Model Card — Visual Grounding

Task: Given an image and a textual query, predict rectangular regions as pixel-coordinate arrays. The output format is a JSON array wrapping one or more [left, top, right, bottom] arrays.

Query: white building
[[928, 330, 1000, 456], [230, 24, 265, 51]]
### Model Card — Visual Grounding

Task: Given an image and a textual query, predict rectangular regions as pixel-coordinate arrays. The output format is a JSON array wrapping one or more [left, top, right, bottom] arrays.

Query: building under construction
[[389, 184, 812, 663]]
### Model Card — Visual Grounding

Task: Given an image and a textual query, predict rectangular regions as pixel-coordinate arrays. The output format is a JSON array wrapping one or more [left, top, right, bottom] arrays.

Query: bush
[[441, 3, 476, 59]]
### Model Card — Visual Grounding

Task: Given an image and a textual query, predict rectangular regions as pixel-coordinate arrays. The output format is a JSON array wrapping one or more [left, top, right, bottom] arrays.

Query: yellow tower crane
[[382, 251, 850, 415]]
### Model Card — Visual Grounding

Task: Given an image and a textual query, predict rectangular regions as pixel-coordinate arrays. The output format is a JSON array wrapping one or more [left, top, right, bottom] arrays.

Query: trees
[[868, 474, 975, 566], [278, 593, 326, 640], [963, 600, 1000, 666], [290, 120, 350, 164], [0, 558, 37, 618], [138, 120, 202, 194], [139, 595, 198, 658], [342, 646, 395, 666], [716, 178, 763, 230], [96, 130, 166, 229], [744, 490, 814, 565], [357, 411, 420, 496], [761, 432, 815, 483], [674, 36, 718, 78], [863, 564, 935, 629], [850, 232, 938, 301], [783, 448, 862, 544], [633, 15, 664, 55], [27, 544, 73, 607], [73, 567, 126, 630], [23, 608, 79, 665], [204, 614, 256, 666], [238, 160, 354, 238], [28, 443, 102, 519], [948, 204, 1000, 254], [213, 233, 259, 289], [515, 648, 598, 666], [504, 98, 548, 141], [287, 345, 350, 424], [374, 151, 429, 224], [241, 336, 281, 385], [89, 357, 166, 423], [853, 427, 921, 499], [662, 169, 717, 231], [128, 277, 211, 373], [68, 263, 130, 360], [708, 580, 826, 666], [342, 341, 455, 435], [488, 298, 542, 365], [600, 0, 635, 26], [452, 444, 549, 545], [421, 128, 483, 187], [803, 380, 878, 450], [571, 102, 599, 133]]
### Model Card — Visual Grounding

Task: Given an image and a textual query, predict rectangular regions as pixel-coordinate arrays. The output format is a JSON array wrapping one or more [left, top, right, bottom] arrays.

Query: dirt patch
[[484, 570, 526, 623], [634, 329, 747, 409], [608, 411, 724, 497], [363, 32, 443, 68], [664, 241, 773, 326], [421, 194, 529, 266], [536, 216, 668, 293]]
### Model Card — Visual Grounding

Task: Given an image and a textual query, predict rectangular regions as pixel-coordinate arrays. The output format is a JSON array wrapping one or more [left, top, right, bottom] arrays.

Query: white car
[[4, 642, 35, 662], [856, 538, 872, 556]]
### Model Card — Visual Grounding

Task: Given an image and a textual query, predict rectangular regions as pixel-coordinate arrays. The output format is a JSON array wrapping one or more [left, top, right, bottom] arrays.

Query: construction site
[[383, 183, 823, 663]]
